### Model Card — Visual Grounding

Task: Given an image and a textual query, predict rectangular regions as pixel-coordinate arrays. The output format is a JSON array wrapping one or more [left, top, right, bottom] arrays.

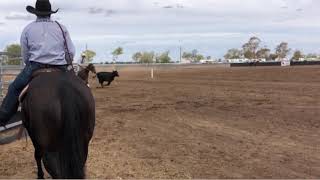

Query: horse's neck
[[80, 68, 90, 75], [78, 69, 90, 81]]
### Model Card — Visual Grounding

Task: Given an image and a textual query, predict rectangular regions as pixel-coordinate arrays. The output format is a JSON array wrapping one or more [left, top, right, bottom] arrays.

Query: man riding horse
[[0, 0, 75, 127]]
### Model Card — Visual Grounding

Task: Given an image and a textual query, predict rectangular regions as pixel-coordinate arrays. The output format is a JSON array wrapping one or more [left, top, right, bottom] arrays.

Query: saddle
[[19, 68, 65, 103], [31, 67, 65, 78]]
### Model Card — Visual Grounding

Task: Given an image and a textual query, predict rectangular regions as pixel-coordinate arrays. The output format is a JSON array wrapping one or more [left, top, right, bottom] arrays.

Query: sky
[[0, 0, 319, 62]]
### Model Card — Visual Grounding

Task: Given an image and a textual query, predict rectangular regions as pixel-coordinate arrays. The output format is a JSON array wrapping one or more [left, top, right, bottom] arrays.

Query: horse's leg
[[35, 148, 44, 179], [107, 81, 111, 86], [27, 129, 45, 179]]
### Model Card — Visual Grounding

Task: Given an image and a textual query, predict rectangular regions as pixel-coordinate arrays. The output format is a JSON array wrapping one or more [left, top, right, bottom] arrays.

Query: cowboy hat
[[26, 0, 59, 16]]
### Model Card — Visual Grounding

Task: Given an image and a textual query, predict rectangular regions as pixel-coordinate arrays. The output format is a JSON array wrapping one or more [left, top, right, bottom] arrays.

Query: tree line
[[1, 44, 209, 64], [224, 36, 318, 61], [2, 39, 319, 65]]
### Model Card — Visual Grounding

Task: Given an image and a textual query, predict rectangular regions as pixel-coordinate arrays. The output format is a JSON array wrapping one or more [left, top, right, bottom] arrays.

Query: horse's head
[[87, 63, 96, 74], [113, 70, 119, 77]]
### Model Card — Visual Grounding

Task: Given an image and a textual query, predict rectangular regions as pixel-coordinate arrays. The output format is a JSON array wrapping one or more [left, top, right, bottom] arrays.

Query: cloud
[[0, 0, 319, 61], [87, 7, 116, 17], [105, 10, 116, 17], [74, 32, 242, 42], [5, 12, 34, 21], [163, 5, 174, 9], [88, 7, 104, 14]]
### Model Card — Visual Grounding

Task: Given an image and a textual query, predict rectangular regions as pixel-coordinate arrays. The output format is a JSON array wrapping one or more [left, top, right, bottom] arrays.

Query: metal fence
[[0, 57, 24, 133], [0, 56, 24, 100], [0, 59, 82, 134]]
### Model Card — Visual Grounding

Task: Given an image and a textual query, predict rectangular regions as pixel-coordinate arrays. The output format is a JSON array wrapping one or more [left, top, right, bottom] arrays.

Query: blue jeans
[[0, 62, 67, 124]]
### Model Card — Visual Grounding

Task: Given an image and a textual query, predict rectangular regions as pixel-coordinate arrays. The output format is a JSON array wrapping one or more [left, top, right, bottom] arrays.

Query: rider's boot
[[0, 91, 19, 127]]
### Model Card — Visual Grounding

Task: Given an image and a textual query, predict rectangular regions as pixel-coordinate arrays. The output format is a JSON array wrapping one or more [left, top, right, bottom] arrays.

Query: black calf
[[96, 71, 119, 88]]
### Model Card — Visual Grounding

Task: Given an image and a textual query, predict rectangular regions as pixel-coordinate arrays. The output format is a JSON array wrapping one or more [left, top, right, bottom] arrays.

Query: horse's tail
[[43, 85, 87, 178]]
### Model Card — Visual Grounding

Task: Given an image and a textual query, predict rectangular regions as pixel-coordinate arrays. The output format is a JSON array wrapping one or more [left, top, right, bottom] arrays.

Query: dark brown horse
[[21, 70, 95, 178], [77, 64, 96, 85]]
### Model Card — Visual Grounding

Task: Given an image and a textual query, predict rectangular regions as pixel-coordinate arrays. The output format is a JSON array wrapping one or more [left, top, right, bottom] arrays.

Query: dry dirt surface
[[1, 65, 320, 179]]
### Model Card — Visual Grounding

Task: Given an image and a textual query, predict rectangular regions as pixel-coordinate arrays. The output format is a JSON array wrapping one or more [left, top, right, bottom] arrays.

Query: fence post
[[151, 68, 154, 79]]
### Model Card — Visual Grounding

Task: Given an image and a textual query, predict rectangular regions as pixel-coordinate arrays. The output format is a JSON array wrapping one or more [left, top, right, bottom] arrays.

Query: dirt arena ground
[[1, 65, 320, 178]]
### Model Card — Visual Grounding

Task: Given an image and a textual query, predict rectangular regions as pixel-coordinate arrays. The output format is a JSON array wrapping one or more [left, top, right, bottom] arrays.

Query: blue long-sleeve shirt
[[20, 17, 75, 65]]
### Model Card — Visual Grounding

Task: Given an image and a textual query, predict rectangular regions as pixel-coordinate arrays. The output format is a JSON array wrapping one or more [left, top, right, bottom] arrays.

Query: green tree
[[275, 42, 291, 60], [156, 51, 171, 63], [4, 44, 22, 65], [268, 53, 278, 61], [256, 48, 271, 59], [195, 54, 204, 62], [138, 51, 155, 63], [291, 50, 304, 61], [112, 47, 124, 61], [182, 49, 204, 62], [82, 50, 96, 63], [5, 44, 21, 58], [243, 50, 255, 59], [242, 37, 261, 59], [182, 52, 193, 60], [132, 52, 142, 62], [224, 48, 242, 59]]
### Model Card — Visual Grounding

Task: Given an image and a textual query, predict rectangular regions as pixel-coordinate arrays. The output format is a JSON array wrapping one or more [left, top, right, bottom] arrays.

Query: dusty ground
[[1, 65, 320, 179]]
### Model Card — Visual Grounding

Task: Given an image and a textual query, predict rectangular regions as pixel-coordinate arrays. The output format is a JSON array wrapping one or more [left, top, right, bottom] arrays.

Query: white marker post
[[151, 68, 154, 79]]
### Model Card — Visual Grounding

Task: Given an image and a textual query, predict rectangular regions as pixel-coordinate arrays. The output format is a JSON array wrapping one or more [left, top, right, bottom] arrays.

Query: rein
[[55, 21, 75, 72]]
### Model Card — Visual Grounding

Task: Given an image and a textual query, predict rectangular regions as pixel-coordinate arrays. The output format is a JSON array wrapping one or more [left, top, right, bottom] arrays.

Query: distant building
[[199, 59, 216, 64], [227, 58, 267, 63], [181, 58, 192, 64], [227, 58, 249, 63], [299, 57, 320, 61]]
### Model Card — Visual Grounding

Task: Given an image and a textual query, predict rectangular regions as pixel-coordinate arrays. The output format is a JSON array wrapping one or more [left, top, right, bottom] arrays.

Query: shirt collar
[[36, 17, 52, 22]]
